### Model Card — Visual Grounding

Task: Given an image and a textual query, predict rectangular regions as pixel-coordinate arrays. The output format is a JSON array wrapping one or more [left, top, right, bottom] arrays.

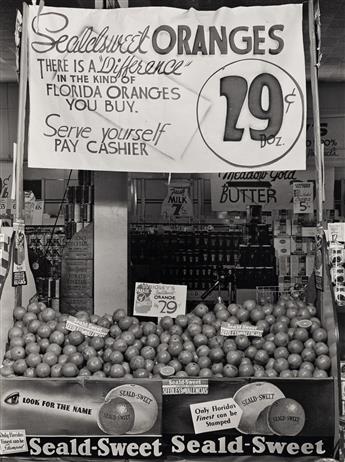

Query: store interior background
[[0, 0, 344, 315]]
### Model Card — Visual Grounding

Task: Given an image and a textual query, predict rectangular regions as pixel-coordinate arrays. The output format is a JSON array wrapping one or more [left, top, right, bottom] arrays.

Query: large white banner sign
[[210, 168, 334, 211], [27, 5, 306, 173]]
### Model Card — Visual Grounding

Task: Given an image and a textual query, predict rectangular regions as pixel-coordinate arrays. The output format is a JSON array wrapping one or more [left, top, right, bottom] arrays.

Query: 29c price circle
[[196, 58, 305, 168]]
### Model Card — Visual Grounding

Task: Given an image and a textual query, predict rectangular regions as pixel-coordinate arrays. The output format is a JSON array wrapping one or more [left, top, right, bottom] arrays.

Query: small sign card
[[133, 282, 187, 318], [66, 316, 109, 337], [0, 430, 28, 455], [293, 182, 313, 214], [162, 379, 209, 395], [190, 398, 243, 434], [220, 323, 263, 337]]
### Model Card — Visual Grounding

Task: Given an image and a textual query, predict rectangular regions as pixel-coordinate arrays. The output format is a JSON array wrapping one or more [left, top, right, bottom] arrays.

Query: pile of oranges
[[0, 295, 331, 379]]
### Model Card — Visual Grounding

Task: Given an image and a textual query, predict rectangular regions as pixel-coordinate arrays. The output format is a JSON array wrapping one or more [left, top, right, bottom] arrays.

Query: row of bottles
[[65, 171, 94, 240]]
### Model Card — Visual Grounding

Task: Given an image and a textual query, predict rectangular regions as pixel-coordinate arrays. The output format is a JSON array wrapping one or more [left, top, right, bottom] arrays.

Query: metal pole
[[308, 0, 323, 226], [14, 3, 29, 307]]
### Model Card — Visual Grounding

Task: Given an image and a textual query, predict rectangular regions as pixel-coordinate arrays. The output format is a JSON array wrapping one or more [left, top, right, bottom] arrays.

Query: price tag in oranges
[[66, 316, 109, 337], [133, 282, 187, 319]]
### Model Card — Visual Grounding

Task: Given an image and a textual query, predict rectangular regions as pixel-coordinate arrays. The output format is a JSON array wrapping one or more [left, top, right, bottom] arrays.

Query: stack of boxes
[[61, 171, 94, 314], [0, 195, 44, 226], [274, 210, 342, 291], [273, 210, 316, 291]]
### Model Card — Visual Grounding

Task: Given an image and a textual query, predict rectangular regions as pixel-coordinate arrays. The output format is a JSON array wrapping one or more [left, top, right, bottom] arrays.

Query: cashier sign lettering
[[27, 5, 305, 172]]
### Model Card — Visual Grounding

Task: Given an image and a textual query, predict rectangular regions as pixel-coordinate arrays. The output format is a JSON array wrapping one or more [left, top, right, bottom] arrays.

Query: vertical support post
[[308, 0, 323, 226], [309, 2, 340, 446], [94, 172, 128, 315], [15, 3, 29, 308]]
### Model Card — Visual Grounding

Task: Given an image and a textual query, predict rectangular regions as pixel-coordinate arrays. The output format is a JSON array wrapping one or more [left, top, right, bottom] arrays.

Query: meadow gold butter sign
[[27, 4, 306, 173]]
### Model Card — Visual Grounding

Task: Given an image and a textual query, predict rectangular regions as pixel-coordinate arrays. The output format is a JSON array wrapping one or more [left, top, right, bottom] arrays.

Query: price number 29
[[220, 73, 283, 142], [158, 300, 177, 314]]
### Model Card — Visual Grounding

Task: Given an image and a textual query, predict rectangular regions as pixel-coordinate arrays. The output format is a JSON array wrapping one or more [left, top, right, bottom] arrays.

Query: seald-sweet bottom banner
[[0, 378, 336, 458]]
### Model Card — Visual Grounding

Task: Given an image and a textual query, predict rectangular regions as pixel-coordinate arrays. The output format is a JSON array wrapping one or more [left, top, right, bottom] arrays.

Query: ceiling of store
[[0, 0, 344, 82]]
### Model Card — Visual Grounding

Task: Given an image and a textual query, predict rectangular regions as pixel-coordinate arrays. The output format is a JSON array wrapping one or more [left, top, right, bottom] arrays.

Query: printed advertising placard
[[0, 430, 28, 455], [210, 168, 334, 211], [293, 181, 313, 214], [133, 282, 187, 318], [163, 379, 335, 458], [2, 379, 162, 436], [27, 5, 306, 173], [307, 115, 345, 160], [0, 378, 335, 458], [161, 182, 193, 219]]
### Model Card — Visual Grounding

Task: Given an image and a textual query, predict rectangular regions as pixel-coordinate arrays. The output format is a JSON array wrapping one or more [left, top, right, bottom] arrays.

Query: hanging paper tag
[[293, 182, 314, 214], [12, 221, 27, 286], [161, 181, 193, 219]]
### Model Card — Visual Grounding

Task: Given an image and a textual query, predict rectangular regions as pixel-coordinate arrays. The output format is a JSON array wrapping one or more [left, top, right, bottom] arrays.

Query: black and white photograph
[[0, 0, 344, 460]]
